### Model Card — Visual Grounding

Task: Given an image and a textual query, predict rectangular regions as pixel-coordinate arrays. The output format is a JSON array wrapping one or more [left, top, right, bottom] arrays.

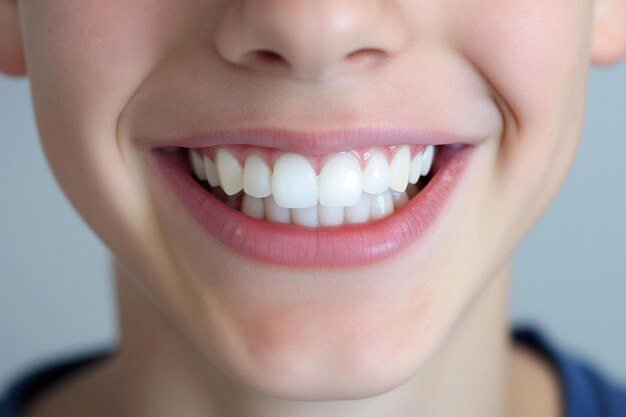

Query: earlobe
[[0, 0, 25, 76], [591, 0, 626, 65]]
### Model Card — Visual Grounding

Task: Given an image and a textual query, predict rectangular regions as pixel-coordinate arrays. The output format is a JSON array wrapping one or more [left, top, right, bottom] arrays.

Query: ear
[[0, 0, 25, 76], [591, 0, 626, 65]]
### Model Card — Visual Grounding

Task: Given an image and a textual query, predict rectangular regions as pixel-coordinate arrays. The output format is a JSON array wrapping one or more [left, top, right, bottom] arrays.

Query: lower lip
[[150, 145, 473, 268]]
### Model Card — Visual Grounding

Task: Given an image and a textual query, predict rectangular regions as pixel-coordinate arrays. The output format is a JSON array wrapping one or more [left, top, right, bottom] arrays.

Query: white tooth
[[318, 205, 344, 226], [319, 152, 363, 207], [272, 153, 318, 209], [203, 156, 220, 187], [421, 145, 435, 177], [408, 152, 423, 184], [406, 184, 419, 199], [241, 195, 265, 220], [189, 150, 206, 180], [391, 191, 409, 210], [389, 145, 411, 192], [370, 190, 394, 220], [216, 148, 243, 195], [243, 155, 272, 198], [344, 193, 371, 224], [264, 196, 291, 223], [292, 207, 319, 227], [362, 152, 390, 194]]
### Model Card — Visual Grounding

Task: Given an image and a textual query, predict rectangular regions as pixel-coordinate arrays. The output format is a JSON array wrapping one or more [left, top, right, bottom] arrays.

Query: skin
[[1, 0, 625, 416]]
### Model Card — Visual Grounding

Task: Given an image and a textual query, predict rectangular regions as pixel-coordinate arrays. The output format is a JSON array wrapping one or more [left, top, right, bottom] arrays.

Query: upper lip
[[143, 127, 482, 156]]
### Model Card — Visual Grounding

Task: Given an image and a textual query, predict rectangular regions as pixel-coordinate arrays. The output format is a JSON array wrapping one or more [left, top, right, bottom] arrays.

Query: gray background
[[1, 62, 625, 393]]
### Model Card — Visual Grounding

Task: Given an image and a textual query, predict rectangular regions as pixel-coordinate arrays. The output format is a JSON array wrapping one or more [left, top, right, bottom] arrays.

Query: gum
[[196, 144, 428, 174]]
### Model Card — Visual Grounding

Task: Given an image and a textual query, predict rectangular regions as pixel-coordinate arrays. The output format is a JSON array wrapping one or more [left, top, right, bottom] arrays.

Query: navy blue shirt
[[1, 325, 625, 417]]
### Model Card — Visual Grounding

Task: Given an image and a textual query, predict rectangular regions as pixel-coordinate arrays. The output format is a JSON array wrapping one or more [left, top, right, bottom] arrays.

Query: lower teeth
[[205, 183, 423, 227]]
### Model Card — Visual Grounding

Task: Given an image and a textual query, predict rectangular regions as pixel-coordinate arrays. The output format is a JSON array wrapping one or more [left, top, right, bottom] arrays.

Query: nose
[[214, 0, 407, 81]]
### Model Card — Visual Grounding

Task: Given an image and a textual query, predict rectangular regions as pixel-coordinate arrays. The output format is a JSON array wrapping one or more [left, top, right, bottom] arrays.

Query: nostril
[[255, 50, 284, 63], [244, 49, 290, 69], [345, 48, 388, 64]]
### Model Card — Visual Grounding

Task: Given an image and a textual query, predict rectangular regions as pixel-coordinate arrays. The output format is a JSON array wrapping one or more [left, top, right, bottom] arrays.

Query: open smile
[[149, 128, 477, 268]]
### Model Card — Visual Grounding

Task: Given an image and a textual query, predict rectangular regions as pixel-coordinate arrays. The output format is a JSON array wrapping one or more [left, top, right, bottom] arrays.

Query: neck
[[111, 261, 514, 417]]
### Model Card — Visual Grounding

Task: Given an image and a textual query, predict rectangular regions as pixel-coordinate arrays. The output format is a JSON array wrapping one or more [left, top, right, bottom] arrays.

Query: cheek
[[452, 0, 591, 122], [451, 0, 592, 236], [18, 0, 197, 267]]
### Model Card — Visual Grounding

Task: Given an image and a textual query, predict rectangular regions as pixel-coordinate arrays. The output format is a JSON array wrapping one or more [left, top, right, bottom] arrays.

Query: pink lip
[[141, 127, 483, 156], [149, 141, 474, 268]]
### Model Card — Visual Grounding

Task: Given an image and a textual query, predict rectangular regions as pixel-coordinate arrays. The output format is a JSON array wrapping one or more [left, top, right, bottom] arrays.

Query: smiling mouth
[[149, 128, 475, 268], [186, 144, 436, 227]]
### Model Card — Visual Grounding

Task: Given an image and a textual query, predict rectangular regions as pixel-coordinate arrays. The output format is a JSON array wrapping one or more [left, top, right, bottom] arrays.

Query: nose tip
[[214, 0, 407, 81]]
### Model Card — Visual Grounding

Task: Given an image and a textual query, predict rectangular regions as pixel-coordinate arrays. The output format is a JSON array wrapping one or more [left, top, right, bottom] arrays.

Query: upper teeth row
[[188, 145, 435, 209]]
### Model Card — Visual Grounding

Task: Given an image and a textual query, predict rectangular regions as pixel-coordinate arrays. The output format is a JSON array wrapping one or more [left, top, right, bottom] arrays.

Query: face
[[5, 0, 624, 401]]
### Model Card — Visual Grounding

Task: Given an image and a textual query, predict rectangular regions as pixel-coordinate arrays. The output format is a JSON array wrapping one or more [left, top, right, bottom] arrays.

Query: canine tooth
[[272, 153, 318, 209], [370, 190, 394, 220], [362, 152, 390, 194], [264, 195, 291, 223], [421, 145, 435, 176], [216, 148, 243, 195], [319, 205, 344, 226], [345, 194, 371, 224], [203, 156, 220, 187], [189, 150, 206, 180], [241, 195, 265, 220], [391, 191, 409, 210], [319, 152, 363, 207], [292, 207, 319, 227], [243, 155, 272, 198], [408, 152, 423, 184], [389, 145, 411, 192], [406, 184, 419, 199]]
